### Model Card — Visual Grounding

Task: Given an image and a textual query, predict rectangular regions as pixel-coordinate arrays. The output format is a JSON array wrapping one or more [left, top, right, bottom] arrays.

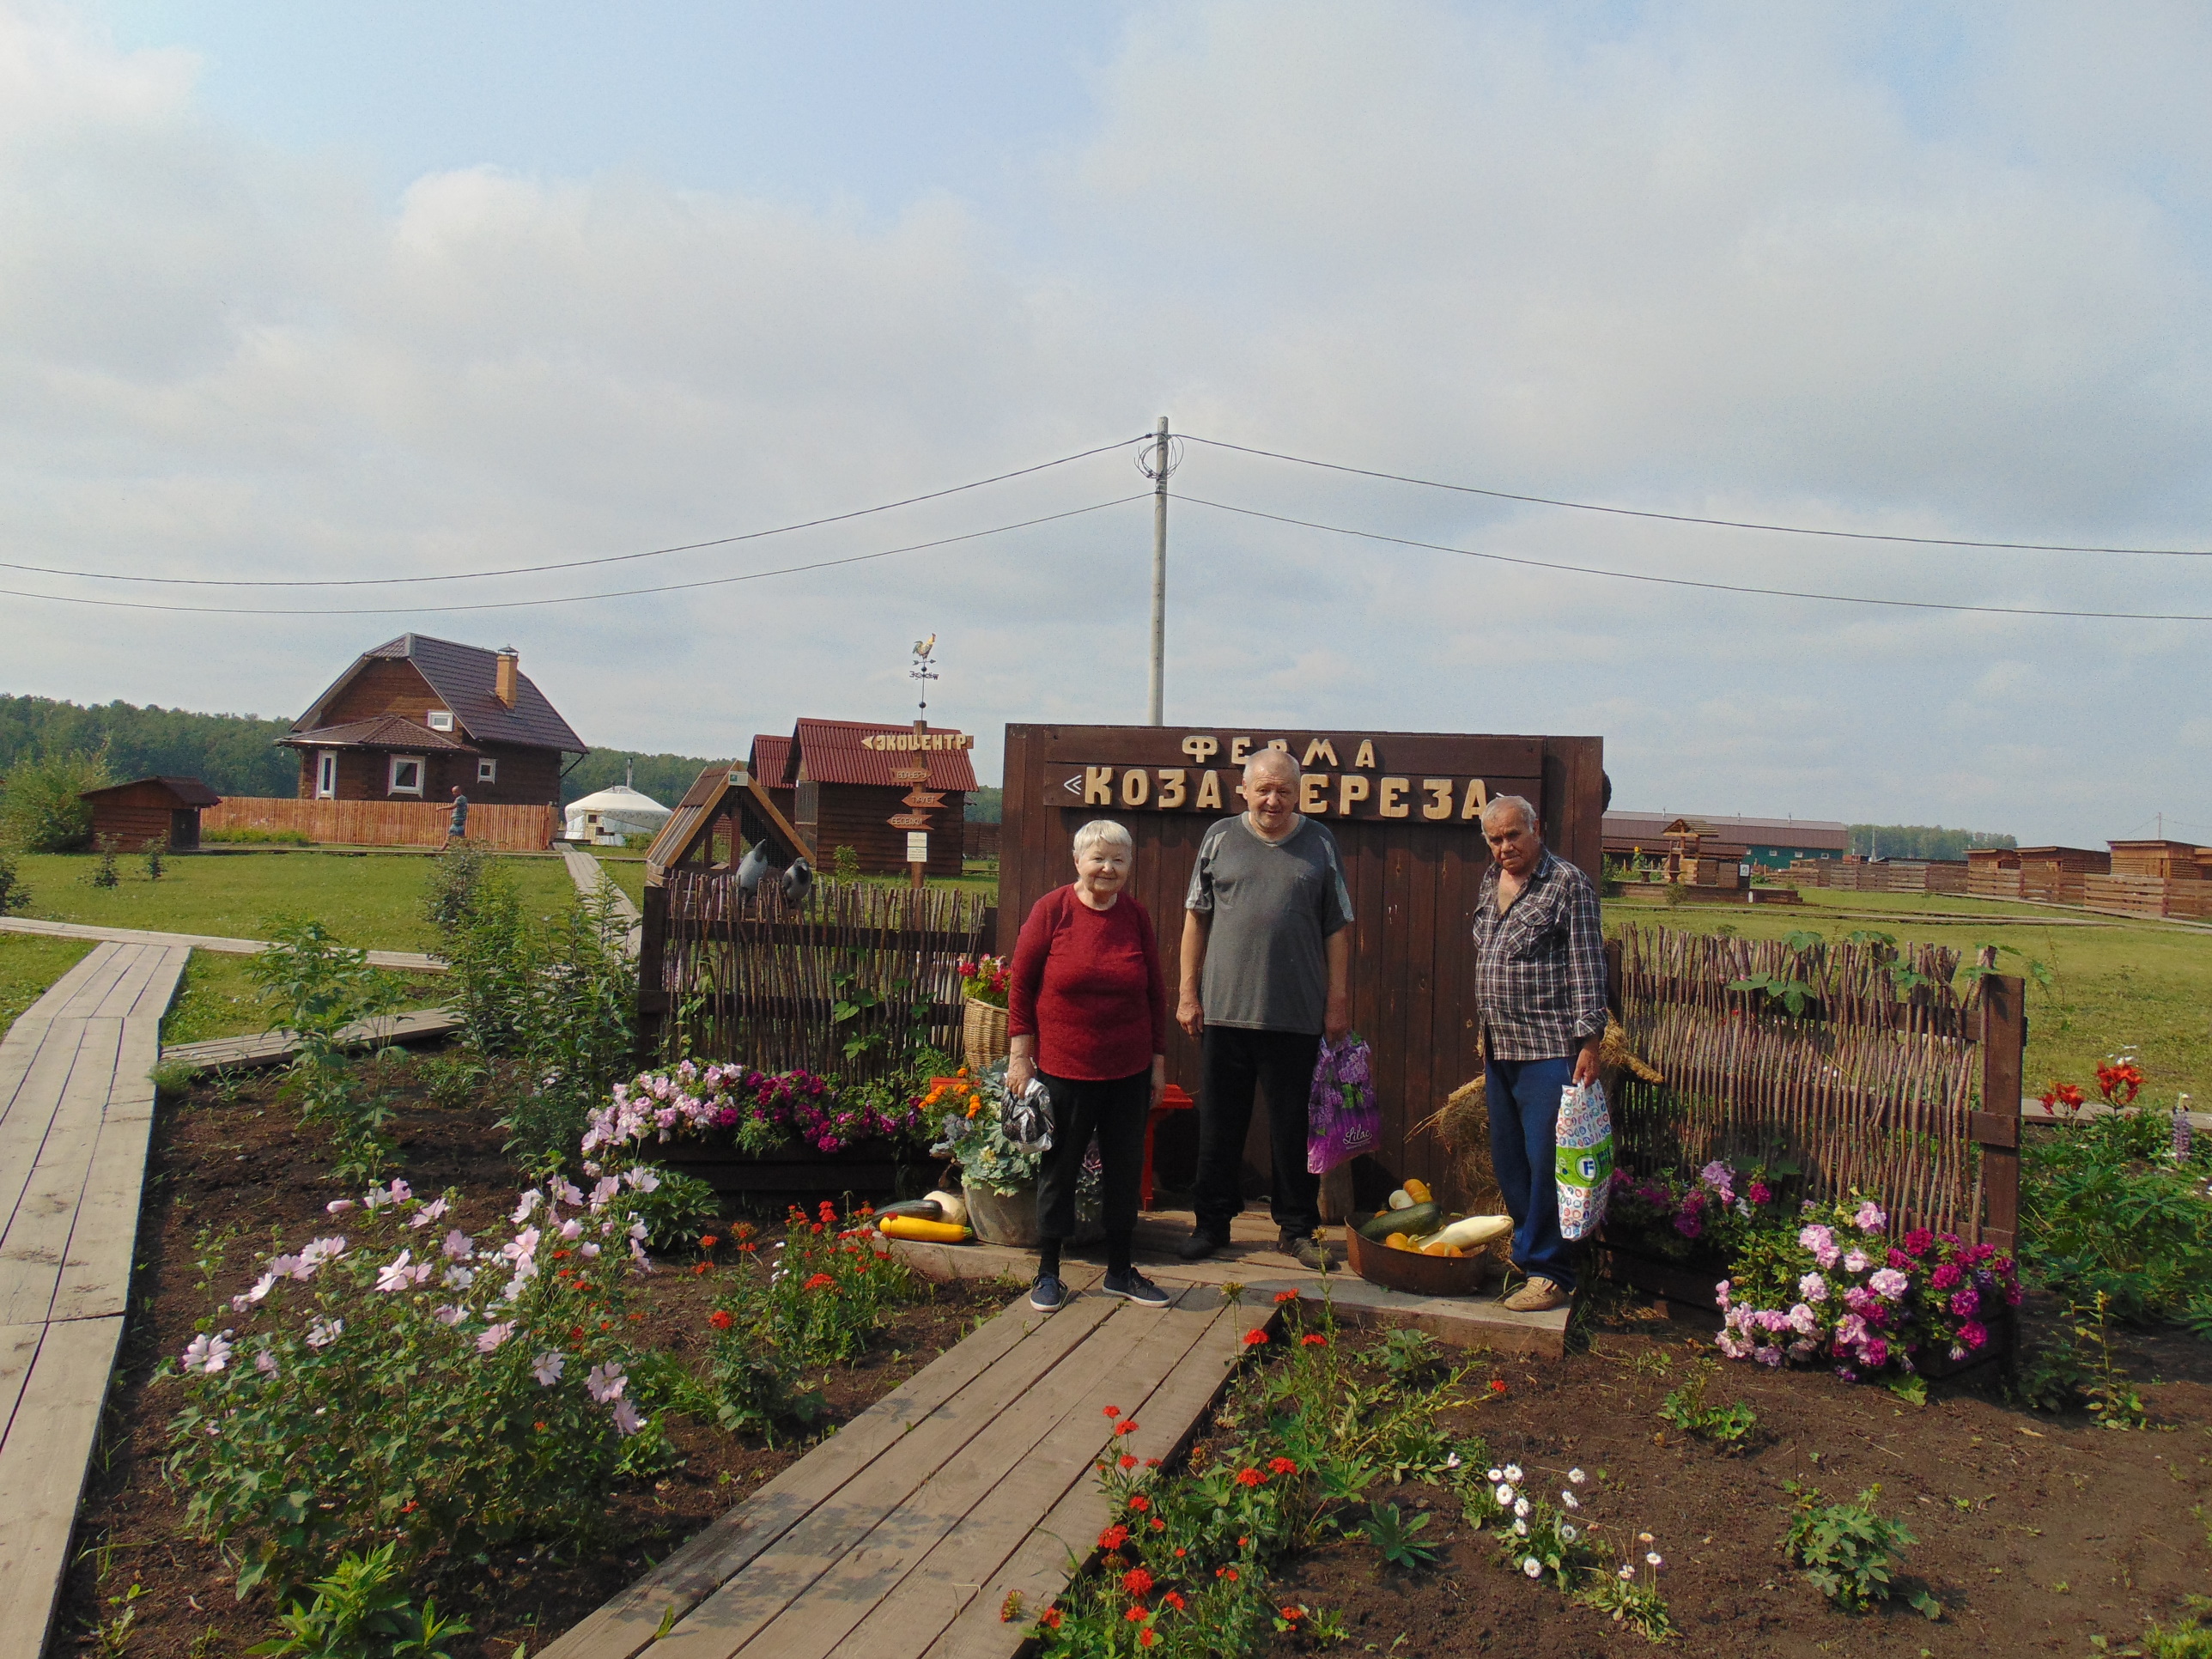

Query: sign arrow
[[889, 766, 931, 783], [902, 790, 947, 810], [887, 812, 933, 830]]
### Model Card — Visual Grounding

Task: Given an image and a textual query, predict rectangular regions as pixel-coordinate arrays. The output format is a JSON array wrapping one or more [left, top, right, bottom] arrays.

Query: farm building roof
[[789, 719, 978, 793], [283, 715, 478, 753], [78, 775, 222, 807], [290, 634, 586, 755], [749, 733, 794, 787], [1604, 811, 1848, 851]]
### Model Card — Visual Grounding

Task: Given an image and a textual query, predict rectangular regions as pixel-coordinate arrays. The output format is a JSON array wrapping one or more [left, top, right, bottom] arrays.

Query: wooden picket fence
[[1612, 925, 2024, 1245], [641, 871, 994, 1086], [203, 796, 557, 853]]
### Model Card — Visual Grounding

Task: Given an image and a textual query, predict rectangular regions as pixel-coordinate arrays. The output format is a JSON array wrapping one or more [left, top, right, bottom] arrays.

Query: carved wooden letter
[[1158, 768, 1188, 808], [1301, 738, 1339, 768], [1352, 739, 1377, 769], [1121, 768, 1151, 807], [1230, 738, 1253, 763], [1085, 766, 1114, 805], [1299, 772, 1330, 815], [1181, 735, 1219, 762], [1195, 769, 1224, 811], [1461, 778, 1489, 819], [1421, 779, 1453, 820], [1338, 774, 1371, 816], [1379, 777, 1411, 817]]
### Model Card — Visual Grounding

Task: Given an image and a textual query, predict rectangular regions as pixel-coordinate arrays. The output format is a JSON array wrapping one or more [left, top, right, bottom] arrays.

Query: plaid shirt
[[1470, 849, 1607, 1061]]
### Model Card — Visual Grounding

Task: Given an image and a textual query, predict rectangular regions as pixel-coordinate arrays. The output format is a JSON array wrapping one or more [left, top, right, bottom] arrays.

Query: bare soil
[[1249, 1301, 2212, 1657], [45, 1065, 1010, 1659]]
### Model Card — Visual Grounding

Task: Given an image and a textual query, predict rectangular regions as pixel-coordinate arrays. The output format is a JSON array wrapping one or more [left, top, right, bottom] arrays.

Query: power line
[[1177, 494, 2212, 623], [1177, 434, 2212, 558], [0, 434, 1154, 589], [0, 495, 1149, 617]]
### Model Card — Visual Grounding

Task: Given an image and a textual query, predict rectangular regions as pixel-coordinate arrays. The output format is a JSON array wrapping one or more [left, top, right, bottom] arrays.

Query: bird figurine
[[781, 857, 814, 905], [736, 842, 771, 895]]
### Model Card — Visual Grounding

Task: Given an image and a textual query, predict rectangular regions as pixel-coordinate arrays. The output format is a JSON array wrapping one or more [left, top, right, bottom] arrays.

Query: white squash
[[1385, 1188, 1415, 1211], [1423, 1213, 1514, 1251], [925, 1189, 969, 1227]]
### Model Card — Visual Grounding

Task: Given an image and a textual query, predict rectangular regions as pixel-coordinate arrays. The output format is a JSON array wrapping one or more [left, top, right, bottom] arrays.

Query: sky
[[6, 1, 2212, 843]]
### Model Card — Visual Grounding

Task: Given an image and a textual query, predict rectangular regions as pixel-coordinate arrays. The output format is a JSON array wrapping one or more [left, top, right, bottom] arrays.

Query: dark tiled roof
[[749, 733, 794, 787], [283, 715, 478, 752], [80, 775, 222, 806], [291, 634, 585, 754], [790, 719, 978, 792], [1605, 811, 1848, 850]]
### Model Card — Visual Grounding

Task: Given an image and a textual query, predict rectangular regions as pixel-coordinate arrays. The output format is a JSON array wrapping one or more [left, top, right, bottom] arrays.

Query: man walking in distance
[[1470, 794, 1607, 1314], [1176, 747, 1352, 1270], [447, 785, 470, 845]]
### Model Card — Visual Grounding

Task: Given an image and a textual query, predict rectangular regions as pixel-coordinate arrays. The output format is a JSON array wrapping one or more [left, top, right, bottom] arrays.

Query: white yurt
[[562, 780, 672, 846]]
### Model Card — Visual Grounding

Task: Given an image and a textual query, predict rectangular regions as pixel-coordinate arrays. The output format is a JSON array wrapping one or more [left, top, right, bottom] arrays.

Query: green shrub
[[0, 746, 111, 851], [204, 826, 313, 846], [248, 1543, 471, 1659], [167, 1175, 661, 1598], [246, 920, 405, 1182], [1657, 1362, 1757, 1448], [2139, 1597, 2212, 1658], [0, 848, 29, 915], [1782, 1482, 1939, 1618], [89, 835, 122, 888], [2021, 1106, 2212, 1329]]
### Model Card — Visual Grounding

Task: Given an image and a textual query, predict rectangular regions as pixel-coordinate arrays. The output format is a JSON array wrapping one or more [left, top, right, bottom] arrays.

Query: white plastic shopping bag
[[1553, 1080, 1613, 1241]]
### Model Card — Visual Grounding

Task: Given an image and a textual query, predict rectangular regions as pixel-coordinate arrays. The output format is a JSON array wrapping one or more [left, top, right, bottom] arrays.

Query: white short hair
[[1480, 794, 1538, 834], [1073, 819, 1134, 859], [1243, 746, 1300, 782]]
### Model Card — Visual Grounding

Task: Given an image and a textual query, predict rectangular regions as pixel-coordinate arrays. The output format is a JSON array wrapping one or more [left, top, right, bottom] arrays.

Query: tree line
[[1847, 823, 2016, 860]]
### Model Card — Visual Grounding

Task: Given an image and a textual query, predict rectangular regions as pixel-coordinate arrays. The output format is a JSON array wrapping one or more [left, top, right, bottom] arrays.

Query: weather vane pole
[[910, 633, 938, 720]]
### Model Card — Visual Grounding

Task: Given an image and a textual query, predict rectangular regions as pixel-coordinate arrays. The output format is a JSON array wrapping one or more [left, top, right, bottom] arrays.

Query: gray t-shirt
[[1184, 815, 1353, 1034]]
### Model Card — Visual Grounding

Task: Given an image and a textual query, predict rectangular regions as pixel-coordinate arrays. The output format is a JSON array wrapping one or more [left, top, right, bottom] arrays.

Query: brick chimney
[[495, 647, 519, 708]]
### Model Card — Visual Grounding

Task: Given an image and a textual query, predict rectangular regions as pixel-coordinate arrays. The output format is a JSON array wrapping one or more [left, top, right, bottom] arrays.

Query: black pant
[[1193, 1026, 1322, 1240], [1036, 1069, 1150, 1243]]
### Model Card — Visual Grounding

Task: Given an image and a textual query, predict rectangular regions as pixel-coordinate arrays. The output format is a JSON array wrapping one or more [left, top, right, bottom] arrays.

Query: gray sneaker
[[1103, 1269, 1170, 1307], [1029, 1273, 1066, 1312], [1279, 1231, 1331, 1272]]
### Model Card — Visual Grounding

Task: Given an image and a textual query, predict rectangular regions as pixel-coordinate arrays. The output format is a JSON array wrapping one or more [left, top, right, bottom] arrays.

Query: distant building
[[1605, 811, 1848, 870], [748, 719, 976, 878], [563, 783, 672, 845], [281, 635, 586, 807], [79, 775, 221, 852]]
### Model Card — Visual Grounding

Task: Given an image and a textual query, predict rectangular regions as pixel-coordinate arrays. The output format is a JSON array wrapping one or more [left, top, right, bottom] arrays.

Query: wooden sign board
[[887, 811, 933, 830], [1000, 723, 1603, 1212]]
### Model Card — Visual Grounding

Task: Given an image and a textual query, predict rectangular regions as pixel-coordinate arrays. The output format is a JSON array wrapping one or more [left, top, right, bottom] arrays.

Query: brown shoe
[[1503, 1276, 1567, 1313]]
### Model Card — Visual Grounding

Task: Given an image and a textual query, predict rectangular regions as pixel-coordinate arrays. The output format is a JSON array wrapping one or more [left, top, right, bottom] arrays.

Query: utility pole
[[1146, 415, 1170, 725]]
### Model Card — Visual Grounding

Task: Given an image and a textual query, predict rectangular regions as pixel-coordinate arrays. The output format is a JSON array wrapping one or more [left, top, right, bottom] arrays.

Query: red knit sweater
[[1006, 885, 1168, 1081]]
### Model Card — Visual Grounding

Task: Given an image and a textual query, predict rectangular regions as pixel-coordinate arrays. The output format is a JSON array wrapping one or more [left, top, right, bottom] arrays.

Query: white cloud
[[2, 0, 2209, 842]]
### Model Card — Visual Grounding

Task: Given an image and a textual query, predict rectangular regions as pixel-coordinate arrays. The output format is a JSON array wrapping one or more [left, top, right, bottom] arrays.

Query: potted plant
[[926, 1061, 1045, 1245], [957, 954, 1012, 1075]]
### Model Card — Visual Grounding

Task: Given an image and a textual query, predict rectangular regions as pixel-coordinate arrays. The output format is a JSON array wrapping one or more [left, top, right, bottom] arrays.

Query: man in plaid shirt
[[1469, 793, 1607, 1312]]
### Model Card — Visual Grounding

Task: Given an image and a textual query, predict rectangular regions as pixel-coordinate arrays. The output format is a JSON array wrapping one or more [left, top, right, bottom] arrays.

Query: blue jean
[[1485, 1054, 1577, 1292]]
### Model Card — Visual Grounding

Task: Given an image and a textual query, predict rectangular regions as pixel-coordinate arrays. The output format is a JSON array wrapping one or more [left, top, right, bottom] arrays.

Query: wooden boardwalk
[[543, 1277, 1272, 1659], [0, 941, 186, 1657], [161, 1006, 462, 1073], [561, 846, 643, 956], [0, 915, 441, 973]]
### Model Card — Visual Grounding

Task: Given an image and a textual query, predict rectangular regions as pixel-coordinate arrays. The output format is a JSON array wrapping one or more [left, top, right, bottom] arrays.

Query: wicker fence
[[1612, 925, 2024, 1245], [203, 796, 557, 853], [643, 871, 994, 1086]]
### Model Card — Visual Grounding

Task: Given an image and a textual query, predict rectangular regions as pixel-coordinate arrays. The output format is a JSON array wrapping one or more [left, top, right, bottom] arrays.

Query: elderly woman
[[1006, 819, 1170, 1312]]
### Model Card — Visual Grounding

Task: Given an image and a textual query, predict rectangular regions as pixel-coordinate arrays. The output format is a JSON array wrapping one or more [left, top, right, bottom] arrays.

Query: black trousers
[[1036, 1069, 1151, 1243], [1193, 1025, 1322, 1240]]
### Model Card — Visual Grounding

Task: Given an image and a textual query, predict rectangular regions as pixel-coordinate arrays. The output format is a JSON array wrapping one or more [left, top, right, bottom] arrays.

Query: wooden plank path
[[161, 1006, 462, 1073], [542, 1278, 1273, 1659], [0, 915, 441, 973], [0, 940, 187, 1658], [561, 846, 643, 956]]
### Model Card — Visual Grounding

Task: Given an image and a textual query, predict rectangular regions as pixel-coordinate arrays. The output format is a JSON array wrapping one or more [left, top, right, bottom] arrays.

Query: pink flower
[[1949, 1289, 1980, 1317], [1869, 1268, 1909, 1301], [441, 1229, 475, 1261], [409, 1197, 451, 1230], [586, 1362, 628, 1403], [611, 1396, 643, 1436], [1902, 1228, 1934, 1256], [532, 1351, 565, 1386], [181, 1332, 232, 1373], [307, 1317, 343, 1349], [477, 1322, 515, 1352], [254, 1349, 278, 1376], [1798, 1273, 1828, 1304], [1960, 1321, 1988, 1350], [1854, 1201, 1886, 1233], [1930, 1262, 1963, 1290], [433, 1304, 465, 1326], [1747, 1180, 1772, 1205], [325, 1199, 356, 1214], [513, 1190, 544, 1223]]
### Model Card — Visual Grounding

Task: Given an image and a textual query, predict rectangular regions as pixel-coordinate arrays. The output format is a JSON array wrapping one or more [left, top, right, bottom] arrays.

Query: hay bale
[[1419, 1074, 1505, 1218]]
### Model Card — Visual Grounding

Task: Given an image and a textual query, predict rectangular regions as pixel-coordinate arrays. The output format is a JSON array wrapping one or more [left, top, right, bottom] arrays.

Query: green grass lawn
[[586, 849, 647, 908], [0, 933, 94, 1036], [158, 949, 451, 1047], [9, 849, 577, 955], [1606, 887, 2212, 1106]]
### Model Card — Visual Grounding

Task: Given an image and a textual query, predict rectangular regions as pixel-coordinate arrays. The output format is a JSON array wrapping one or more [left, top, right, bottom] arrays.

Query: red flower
[[1279, 1606, 1304, 1621], [1103, 1405, 1121, 1419], [1242, 1329, 1268, 1347], [693, 1262, 710, 1276], [1038, 1607, 1062, 1630], [1273, 1289, 1300, 1303], [1488, 1379, 1508, 1395], [708, 1310, 733, 1331], [1268, 1456, 1298, 1475], [1216, 1566, 1239, 1582], [1122, 1567, 1155, 1597], [804, 1273, 836, 1291], [1301, 1334, 1327, 1347], [1125, 1606, 1147, 1624], [1139, 1631, 1157, 1648], [699, 1236, 718, 1249], [1145, 1457, 1161, 1468], [1162, 1590, 1186, 1611], [1150, 1517, 1165, 1531], [1114, 1421, 1139, 1436], [1234, 1468, 1265, 1487], [1099, 1525, 1130, 1550], [1120, 1454, 1139, 1469], [1173, 1547, 1186, 1558], [1127, 1495, 1150, 1512]]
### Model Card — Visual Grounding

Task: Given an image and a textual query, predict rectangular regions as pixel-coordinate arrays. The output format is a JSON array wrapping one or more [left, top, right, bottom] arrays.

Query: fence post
[[1972, 971, 2025, 1249], [638, 880, 670, 1030]]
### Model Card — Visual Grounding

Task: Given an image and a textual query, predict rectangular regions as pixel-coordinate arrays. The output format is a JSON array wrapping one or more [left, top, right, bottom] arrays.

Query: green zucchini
[[1358, 1202, 1442, 1241]]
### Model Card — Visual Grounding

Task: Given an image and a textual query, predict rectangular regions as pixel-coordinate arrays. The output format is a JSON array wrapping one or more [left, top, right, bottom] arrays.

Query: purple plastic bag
[[1307, 1034, 1380, 1176]]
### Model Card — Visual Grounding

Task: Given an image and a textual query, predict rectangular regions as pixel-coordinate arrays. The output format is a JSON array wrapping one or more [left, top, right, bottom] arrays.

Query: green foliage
[[1378, 1328, 1443, 1385], [830, 844, 862, 882], [1728, 969, 1816, 1017], [1782, 1482, 1939, 1618], [246, 920, 406, 1182], [166, 1176, 663, 1600], [2021, 1103, 2212, 1329], [204, 826, 314, 845], [963, 785, 1003, 823], [89, 835, 122, 888], [2138, 1596, 2212, 1658], [1357, 1501, 1439, 1571], [426, 850, 638, 1170], [0, 848, 30, 915], [248, 1543, 471, 1659], [626, 1166, 721, 1251], [143, 839, 167, 880], [149, 1059, 202, 1099], [1577, 1565, 1680, 1644], [0, 745, 112, 851], [1848, 823, 2014, 860], [0, 693, 296, 798], [2015, 1294, 2149, 1427], [1656, 1362, 1757, 1448]]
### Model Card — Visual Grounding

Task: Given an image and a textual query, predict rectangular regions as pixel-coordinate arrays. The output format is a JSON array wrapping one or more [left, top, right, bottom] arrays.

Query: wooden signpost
[[882, 736, 968, 890], [1000, 723, 1605, 1207]]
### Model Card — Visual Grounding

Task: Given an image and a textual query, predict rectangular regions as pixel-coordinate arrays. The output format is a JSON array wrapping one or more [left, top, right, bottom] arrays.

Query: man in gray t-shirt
[[1176, 748, 1352, 1267]]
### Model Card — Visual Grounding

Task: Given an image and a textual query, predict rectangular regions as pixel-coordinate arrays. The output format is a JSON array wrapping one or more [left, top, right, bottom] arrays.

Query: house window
[[477, 758, 497, 783], [315, 750, 337, 799], [388, 755, 426, 797], [427, 710, 455, 732]]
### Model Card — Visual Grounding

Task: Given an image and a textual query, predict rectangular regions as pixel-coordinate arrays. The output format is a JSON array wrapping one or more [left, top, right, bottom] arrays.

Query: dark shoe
[[1103, 1269, 1170, 1307], [1176, 1231, 1228, 1263], [1029, 1273, 1065, 1312], [1279, 1231, 1331, 1272]]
